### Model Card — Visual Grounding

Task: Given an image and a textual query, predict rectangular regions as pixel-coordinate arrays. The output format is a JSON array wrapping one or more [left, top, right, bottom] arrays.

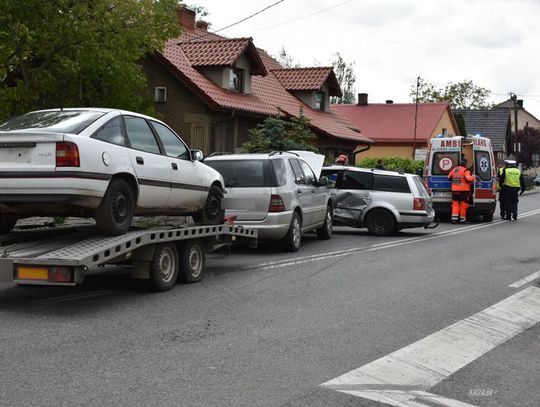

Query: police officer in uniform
[[499, 160, 525, 220], [448, 158, 475, 223], [498, 162, 509, 219]]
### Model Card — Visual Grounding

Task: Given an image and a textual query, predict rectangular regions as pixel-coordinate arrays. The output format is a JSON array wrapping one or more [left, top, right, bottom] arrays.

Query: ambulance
[[424, 135, 496, 221]]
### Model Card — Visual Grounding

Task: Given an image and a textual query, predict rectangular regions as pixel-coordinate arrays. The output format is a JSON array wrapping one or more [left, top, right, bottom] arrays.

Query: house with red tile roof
[[141, 8, 371, 163], [332, 94, 460, 161]]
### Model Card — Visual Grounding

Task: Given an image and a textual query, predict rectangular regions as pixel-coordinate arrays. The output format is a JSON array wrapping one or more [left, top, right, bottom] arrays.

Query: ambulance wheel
[[148, 243, 179, 292], [366, 209, 395, 236], [483, 213, 494, 222], [177, 240, 205, 283]]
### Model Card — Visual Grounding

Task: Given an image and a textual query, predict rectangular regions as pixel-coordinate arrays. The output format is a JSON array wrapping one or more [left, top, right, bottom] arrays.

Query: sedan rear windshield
[[0, 110, 105, 134], [205, 159, 273, 188]]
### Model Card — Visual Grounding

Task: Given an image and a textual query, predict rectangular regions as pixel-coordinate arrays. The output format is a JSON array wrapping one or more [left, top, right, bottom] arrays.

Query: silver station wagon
[[321, 165, 435, 235], [205, 152, 333, 252]]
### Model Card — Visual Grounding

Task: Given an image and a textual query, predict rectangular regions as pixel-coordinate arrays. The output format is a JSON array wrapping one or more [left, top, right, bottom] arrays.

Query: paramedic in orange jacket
[[448, 158, 475, 223]]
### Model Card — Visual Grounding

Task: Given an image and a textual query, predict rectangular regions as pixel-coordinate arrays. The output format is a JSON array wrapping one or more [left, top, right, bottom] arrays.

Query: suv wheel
[[366, 209, 395, 236], [282, 212, 302, 252], [316, 205, 333, 240]]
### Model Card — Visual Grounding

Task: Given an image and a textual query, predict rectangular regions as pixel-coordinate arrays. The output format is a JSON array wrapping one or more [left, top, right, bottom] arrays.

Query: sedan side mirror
[[191, 149, 204, 161]]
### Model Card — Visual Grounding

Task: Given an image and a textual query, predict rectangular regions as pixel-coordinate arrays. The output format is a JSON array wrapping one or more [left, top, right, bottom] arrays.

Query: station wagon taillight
[[413, 197, 426, 210], [269, 194, 286, 212], [56, 142, 80, 167]]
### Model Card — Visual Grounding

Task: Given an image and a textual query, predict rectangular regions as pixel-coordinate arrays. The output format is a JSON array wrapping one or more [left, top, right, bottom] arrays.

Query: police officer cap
[[505, 159, 517, 165]]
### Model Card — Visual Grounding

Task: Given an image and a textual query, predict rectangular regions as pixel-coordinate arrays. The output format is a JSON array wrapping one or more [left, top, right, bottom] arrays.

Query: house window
[[229, 68, 243, 92], [315, 92, 325, 111], [154, 87, 167, 103]]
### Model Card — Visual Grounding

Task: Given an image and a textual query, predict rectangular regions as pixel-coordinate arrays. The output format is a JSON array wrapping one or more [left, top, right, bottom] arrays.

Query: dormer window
[[229, 68, 243, 92], [315, 92, 325, 111]]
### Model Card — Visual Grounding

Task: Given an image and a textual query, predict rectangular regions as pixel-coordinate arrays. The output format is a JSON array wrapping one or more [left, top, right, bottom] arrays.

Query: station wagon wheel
[[94, 178, 135, 236], [149, 243, 179, 291], [193, 185, 224, 225], [316, 205, 333, 240], [0, 217, 17, 234], [282, 212, 302, 252], [366, 208, 395, 236], [177, 240, 205, 283]]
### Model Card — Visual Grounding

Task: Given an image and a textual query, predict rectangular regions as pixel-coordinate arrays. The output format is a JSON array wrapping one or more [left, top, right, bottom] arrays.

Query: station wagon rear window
[[206, 160, 273, 188], [0, 110, 105, 134], [373, 174, 410, 193]]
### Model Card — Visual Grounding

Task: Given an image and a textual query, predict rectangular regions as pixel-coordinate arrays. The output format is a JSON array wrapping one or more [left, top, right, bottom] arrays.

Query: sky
[[192, 0, 540, 119]]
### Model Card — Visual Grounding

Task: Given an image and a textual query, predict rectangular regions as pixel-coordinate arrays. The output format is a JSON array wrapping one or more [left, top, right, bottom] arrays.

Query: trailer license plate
[[17, 266, 48, 280]]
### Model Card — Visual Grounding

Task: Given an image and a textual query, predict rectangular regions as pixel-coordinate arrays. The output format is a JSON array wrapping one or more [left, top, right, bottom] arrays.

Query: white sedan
[[0, 108, 225, 235]]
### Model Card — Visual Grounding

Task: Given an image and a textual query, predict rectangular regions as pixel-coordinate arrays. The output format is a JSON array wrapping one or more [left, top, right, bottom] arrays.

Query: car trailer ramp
[[0, 224, 257, 291]]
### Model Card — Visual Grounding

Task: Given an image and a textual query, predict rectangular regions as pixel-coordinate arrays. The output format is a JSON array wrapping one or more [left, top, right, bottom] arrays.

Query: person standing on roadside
[[499, 160, 525, 220], [448, 158, 475, 223], [375, 159, 388, 170], [498, 162, 509, 219]]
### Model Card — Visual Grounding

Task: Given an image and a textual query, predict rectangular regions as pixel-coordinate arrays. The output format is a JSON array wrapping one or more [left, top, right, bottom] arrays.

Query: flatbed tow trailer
[[0, 223, 257, 291]]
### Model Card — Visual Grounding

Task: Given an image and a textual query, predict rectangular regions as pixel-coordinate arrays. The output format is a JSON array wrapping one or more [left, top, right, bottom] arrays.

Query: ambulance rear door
[[427, 137, 461, 207], [472, 136, 496, 211]]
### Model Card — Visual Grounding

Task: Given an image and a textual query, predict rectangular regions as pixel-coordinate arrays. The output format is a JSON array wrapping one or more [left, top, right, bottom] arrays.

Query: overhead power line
[[213, 0, 285, 34], [249, 0, 356, 33]]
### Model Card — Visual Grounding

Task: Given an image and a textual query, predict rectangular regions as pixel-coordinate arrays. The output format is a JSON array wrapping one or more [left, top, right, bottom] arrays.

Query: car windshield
[[0, 110, 105, 134], [205, 159, 273, 188]]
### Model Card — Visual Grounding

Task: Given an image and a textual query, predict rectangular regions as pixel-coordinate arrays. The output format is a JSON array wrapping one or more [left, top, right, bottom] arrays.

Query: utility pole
[[511, 93, 519, 155], [413, 76, 420, 160]]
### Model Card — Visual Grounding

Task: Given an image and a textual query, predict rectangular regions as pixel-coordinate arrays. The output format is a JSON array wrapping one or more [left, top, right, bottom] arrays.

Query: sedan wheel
[[95, 178, 135, 236]]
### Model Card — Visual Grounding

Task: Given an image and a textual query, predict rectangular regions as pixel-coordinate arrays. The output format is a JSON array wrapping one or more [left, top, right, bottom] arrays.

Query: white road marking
[[244, 208, 540, 271], [31, 289, 117, 305], [509, 270, 540, 288], [321, 286, 540, 406]]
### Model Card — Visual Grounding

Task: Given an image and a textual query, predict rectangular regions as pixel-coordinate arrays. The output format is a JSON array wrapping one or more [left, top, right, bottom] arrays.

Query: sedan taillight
[[56, 142, 80, 167], [413, 197, 426, 210], [269, 194, 286, 212]]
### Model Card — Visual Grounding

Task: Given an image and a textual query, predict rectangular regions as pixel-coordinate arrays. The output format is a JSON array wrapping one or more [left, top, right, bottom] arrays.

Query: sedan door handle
[[136, 156, 144, 165], [171, 163, 178, 170], [297, 189, 302, 194]]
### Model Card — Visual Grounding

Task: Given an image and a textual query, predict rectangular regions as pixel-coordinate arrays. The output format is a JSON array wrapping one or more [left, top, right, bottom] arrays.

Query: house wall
[[355, 144, 427, 161], [142, 57, 237, 155], [235, 54, 252, 94], [432, 110, 459, 137], [291, 84, 331, 112]]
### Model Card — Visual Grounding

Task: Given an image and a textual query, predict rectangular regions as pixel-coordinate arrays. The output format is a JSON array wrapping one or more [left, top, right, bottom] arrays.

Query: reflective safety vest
[[448, 166, 474, 191], [503, 167, 521, 187]]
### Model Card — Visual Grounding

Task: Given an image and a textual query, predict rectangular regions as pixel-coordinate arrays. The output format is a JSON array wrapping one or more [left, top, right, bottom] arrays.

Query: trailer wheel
[[0, 217, 17, 233], [177, 240, 205, 283], [149, 243, 179, 291], [95, 178, 135, 236]]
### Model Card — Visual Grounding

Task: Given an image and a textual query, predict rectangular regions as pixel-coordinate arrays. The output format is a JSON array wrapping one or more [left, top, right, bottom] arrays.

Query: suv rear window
[[205, 159, 273, 188], [271, 159, 288, 187], [373, 174, 410, 193]]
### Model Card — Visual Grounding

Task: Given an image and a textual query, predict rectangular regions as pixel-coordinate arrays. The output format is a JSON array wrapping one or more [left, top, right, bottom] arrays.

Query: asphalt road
[[1, 193, 539, 407]]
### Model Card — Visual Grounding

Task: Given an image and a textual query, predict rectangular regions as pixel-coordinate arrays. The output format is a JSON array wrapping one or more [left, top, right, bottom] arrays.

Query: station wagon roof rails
[[269, 151, 300, 157]]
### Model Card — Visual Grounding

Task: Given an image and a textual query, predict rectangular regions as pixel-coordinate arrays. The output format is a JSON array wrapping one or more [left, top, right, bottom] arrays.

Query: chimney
[[385, 100, 393, 104], [196, 20, 209, 31], [357, 93, 368, 106], [517, 99, 524, 108], [176, 7, 196, 32]]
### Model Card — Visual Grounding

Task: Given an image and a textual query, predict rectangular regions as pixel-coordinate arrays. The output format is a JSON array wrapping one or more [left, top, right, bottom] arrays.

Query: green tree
[[330, 52, 356, 104], [275, 46, 299, 68], [0, 0, 180, 119], [410, 78, 493, 110], [241, 108, 318, 153], [358, 157, 424, 174]]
